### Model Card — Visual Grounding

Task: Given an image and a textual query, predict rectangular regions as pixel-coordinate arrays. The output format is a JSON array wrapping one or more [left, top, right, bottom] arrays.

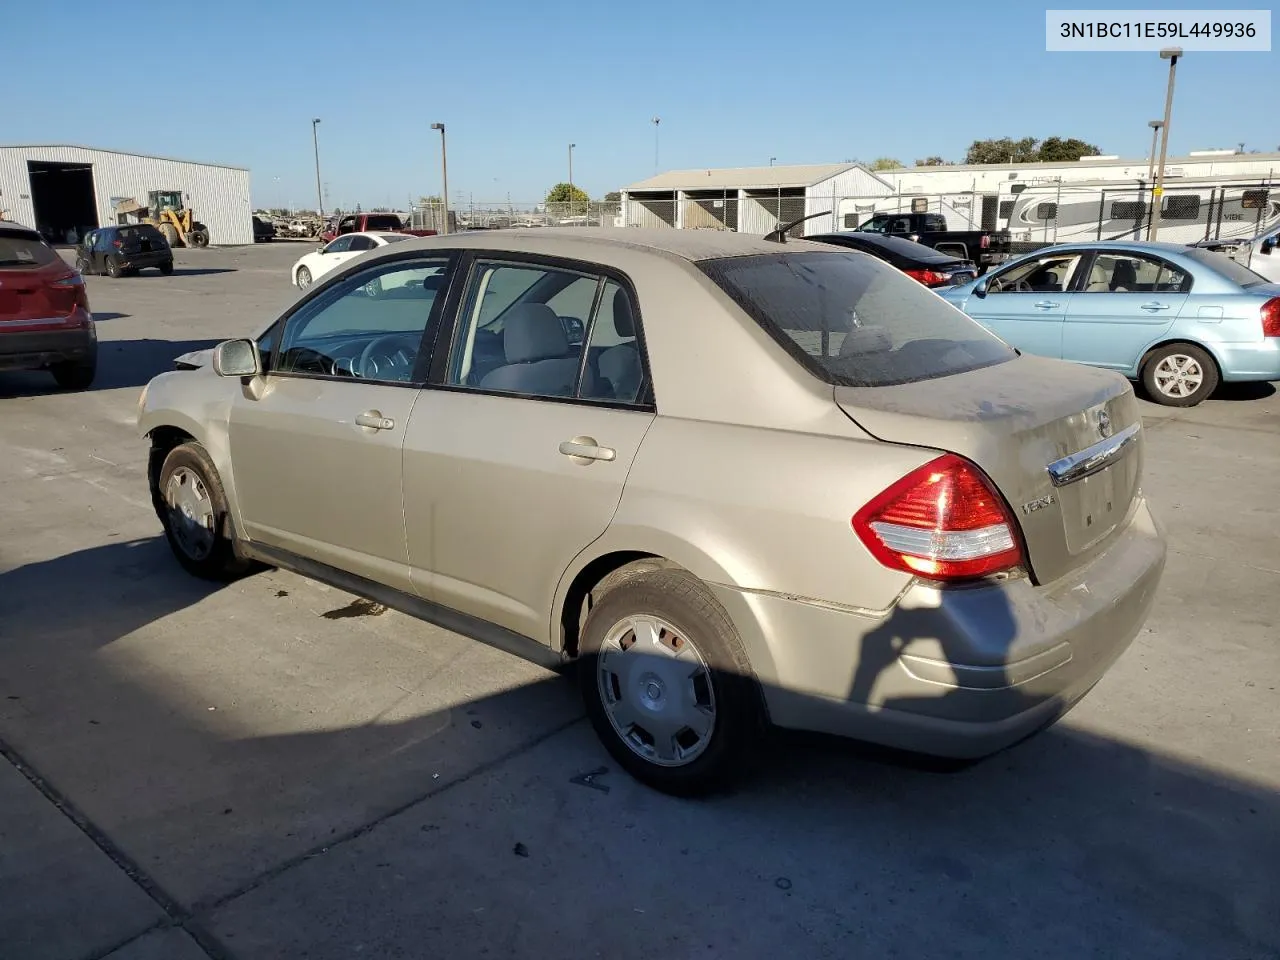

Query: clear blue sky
[[5, 0, 1276, 210]]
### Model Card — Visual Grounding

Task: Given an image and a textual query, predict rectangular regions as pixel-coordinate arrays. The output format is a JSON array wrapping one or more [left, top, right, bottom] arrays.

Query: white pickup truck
[[1194, 227, 1280, 284]]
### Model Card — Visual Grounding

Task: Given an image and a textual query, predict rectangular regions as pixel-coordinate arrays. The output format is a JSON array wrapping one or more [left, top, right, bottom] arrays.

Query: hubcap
[[164, 466, 215, 561], [298, 269, 311, 289], [596, 615, 716, 767], [1153, 354, 1204, 399]]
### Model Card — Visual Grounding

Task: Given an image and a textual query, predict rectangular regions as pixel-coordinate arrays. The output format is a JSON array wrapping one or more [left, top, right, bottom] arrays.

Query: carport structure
[[621, 162, 894, 237]]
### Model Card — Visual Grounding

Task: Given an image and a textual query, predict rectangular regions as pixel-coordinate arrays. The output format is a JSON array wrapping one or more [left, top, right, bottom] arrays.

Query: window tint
[[324, 236, 354, 254], [580, 279, 644, 403], [1080, 253, 1190, 294], [363, 214, 402, 231], [1162, 195, 1200, 220], [276, 259, 448, 381], [0, 229, 57, 267], [1110, 200, 1147, 220], [447, 260, 610, 399], [924, 215, 946, 232], [348, 235, 376, 252], [988, 253, 1083, 293], [1183, 247, 1266, 288], [858, 215, 889, 233], [700, 252, 1014, 388]]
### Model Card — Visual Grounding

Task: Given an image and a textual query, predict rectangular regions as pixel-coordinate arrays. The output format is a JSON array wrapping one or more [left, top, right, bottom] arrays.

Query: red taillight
[[51, 273, 90, 314], [903, 268, 949, 286], [852, 454, 1024, 582], [980, 235, 990, 249], [1262, 297, 1280, 338], [112, 239, 123, 248]]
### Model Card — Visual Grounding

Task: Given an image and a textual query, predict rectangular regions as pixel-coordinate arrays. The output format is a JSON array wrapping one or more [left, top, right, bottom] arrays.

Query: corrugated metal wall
[[803, 168, 894, 234], [0, 146, 252, 245]]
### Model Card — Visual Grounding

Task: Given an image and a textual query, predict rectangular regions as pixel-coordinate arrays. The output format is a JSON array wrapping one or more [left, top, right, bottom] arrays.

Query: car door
[[227, 254, 454, 591], [1062, 251, 1188, 371], [314, 235, 361, 280], [402, 255, 655, 642], [965, 250, 1086, 359]]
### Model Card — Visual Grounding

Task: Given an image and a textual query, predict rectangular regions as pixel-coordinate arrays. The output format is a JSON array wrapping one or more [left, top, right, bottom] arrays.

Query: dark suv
[[0, 221, 97, 389], [75, 224, 174, 277]]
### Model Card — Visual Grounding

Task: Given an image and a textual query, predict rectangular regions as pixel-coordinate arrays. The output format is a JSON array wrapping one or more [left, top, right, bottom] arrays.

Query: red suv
[[0, 222, 97, 389]]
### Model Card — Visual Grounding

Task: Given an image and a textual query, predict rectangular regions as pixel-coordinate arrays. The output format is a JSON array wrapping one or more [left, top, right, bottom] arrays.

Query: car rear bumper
[[0, 322, 97, 370], [711, 497, 1166, 758], [1214, 339, 1280, 381], [116, 251, 172, 269]]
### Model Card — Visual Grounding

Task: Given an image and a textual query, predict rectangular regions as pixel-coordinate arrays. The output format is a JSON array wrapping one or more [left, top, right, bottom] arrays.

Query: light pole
[[311, 118, 323, 220], [651, 116, 660, 173], [769, 157, 777, 166], [430, 122, 448, 234], [568, 141, 576, 195], [1146, 120, 1164, 182], [1147, 47, 1182, 241]]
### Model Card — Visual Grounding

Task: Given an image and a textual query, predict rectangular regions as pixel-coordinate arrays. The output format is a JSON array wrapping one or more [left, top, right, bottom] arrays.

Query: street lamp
[[430, 122, 449, 234], [1146, 120, 1164, 182], [311, 118, 323, 219], [1147, 47, 1182, 240], [769, 157, 777, 166], [651, 116, 661, 173], [568, 142, 576, 194]]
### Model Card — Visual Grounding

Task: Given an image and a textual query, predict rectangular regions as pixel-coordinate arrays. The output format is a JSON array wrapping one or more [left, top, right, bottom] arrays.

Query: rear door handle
[[1034, 300, 1060, 309], [355, 411, 395, 431], [559, 437, 616, 463], [1141, 301, 1171, 311]]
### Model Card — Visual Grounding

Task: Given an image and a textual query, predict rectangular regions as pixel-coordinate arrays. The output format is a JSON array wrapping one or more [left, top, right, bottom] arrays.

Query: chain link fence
[[409, 201, 623, 232]]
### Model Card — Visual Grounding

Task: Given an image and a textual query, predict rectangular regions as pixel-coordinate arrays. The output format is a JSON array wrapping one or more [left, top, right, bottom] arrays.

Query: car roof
[[1049, 240, 1196, 256], [379, 227, 831, 263]]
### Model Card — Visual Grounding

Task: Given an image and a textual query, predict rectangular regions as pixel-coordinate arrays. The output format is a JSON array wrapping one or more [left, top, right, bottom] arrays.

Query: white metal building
[[0, 144, 253, 246], [621, 163, 894, 237]]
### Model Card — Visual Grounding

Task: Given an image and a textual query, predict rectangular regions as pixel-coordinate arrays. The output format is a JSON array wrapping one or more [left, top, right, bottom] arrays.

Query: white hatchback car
[[292, 231, 414, 289]]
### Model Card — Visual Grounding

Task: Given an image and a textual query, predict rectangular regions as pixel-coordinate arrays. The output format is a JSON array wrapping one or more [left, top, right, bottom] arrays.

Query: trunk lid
[[0, 262, 81, 324], [834, 354, 1143, 585]]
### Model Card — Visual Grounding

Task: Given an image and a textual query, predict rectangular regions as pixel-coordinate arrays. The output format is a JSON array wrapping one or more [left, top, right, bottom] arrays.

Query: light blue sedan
[[939, 241, 1280, 406]]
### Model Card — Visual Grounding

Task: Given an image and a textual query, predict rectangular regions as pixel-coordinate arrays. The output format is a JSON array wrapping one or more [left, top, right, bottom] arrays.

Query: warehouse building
[[621, 163, 894, 237], [0, 144, 252, 246]]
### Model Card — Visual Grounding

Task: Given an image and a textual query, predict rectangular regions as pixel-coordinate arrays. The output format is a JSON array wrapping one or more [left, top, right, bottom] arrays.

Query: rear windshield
[[823, 233, 959, 264], [120, 225, 164, 240], [0, 229, 58, 267], [380, 233, 413, 244], [364, 214, 403, 231], [1183, 246, 1267, 288], [700, 252, 1014, 387]]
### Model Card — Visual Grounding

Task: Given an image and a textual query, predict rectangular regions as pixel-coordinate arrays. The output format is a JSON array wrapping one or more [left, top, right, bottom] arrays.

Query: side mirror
[[212, 338, 262, 378], [973, 277, 989, 298]]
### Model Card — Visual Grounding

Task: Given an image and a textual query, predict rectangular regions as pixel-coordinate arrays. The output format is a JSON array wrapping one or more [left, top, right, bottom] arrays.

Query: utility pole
[[1148, 48, 1182, 241], [651, 116, 661, 173], [430, 122, 448, 234], [311, 118, 323, 219]]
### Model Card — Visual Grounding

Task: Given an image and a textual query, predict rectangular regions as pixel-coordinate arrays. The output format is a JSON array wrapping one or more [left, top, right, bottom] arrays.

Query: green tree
[[869, 157, 904, 171], [604, 190, 621, 201], [546, 183, 589, 203], [1036, 136, 1102, 162], [965, 137, 1040, 164], [914, 156, 950, 166]]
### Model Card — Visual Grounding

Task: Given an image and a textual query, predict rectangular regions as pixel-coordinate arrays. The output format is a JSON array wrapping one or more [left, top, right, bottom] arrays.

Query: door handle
[[1033, 300, 1060, 309], [559, 437, 616, 463], [355, 411, 395, 431], [1140, 302, 1171, 311]]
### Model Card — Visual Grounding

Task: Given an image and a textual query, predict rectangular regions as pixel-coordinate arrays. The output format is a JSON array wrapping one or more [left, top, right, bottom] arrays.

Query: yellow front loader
[[112, 192, 210, 248]]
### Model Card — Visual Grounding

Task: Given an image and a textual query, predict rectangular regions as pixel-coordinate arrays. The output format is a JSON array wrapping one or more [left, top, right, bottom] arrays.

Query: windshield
[[700, 252, 1014, 387], [1183, 247, 1267, 289], [0, 229, 58, 268], [364, 214, 403, 231]]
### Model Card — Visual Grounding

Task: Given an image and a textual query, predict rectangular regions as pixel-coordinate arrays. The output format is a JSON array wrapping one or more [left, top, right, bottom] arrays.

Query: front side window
[[323, 236, 354, 255], [987, 253, 1083, 293], [348, 235, 377, 252], [700, 252, 1013, 388], [446, 260, 644, 402], [275, 258, 449, 382], [1080, 253, 1190, 294]]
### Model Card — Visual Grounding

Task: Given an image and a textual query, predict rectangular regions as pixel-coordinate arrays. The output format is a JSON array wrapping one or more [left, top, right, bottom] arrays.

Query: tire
[[159, 223, 180, 247], [105, 256, 122, 278], [74, 256, 91, 275], [296, 265, 312, 289], [190, 226, 210, 248], [159, 260, 174, 275], [153, 442, 254, 581], [50, 357, 96, 390], [578, 568, 764, 796], [1141, 343, 1219, 407]]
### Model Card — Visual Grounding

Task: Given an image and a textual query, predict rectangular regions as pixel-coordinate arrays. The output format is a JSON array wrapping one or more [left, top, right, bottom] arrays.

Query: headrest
[[612, 287, 635, 338], [503, 304, 569, 363], [422, 273, 444, 291]]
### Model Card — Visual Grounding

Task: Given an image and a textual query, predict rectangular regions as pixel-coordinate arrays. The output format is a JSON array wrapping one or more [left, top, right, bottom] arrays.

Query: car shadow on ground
[[1213, 380, 1276, 401], [0, 537, 1276, 958], [0, 338, 218, 398], [166, 267, 238, 277], [90, 313, 130, 322]]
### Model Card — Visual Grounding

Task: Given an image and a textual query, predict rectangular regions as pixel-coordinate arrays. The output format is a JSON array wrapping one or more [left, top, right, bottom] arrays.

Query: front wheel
[[190, 227, 210, 248], [159, 260, 174, 275], [105, 257, 122, 278], [578, 568, 763, 796], [50, 357, 96, 390], [154, 442, 254, 580], [296, 265, 312, 289], [1141, 343, 1219, 407]]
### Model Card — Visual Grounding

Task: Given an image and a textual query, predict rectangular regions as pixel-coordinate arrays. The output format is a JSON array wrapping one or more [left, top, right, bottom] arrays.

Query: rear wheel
[[190, 226, 210, 248], [105, 256, 122, 278], [74, 256, 91, 275], [50, 357, 96, 390], [578, 568, 763, 796], [159, 223, 180, 247], [296, 266, 312, 289], [1142, 343, 1218, 407], [154, 442, 253, 580], [159, 260, 174, 275]]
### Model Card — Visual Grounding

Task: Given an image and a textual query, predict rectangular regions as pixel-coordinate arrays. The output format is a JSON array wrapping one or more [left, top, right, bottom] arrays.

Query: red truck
[[320, 213, 437, 244]]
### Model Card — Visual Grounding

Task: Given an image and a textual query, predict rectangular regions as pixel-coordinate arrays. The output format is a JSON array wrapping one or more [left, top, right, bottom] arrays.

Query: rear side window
[[700, 252, 1014, 388], [0, 229, 58, 267], [1184, 247, 1266, 288]]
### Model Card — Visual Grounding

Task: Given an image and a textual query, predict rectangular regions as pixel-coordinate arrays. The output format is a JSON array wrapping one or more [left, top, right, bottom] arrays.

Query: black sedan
[[74, 225, 173, 278], [807, 232, 978, 288]]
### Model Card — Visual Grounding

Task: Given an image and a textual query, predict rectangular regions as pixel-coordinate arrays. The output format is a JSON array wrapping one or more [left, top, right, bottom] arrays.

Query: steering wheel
[[1014, 279, 1033, 292], [358, 333, 418, 380]]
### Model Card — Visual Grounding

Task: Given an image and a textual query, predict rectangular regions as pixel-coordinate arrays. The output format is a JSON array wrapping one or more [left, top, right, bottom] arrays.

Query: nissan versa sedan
[[940, 240, 1280, 407], [138, 229, 1166, 795]]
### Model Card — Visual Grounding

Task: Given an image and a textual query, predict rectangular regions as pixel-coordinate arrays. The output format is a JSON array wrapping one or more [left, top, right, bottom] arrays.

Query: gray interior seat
[[479, 303, 587, 397], [597, 288, 642, 401]]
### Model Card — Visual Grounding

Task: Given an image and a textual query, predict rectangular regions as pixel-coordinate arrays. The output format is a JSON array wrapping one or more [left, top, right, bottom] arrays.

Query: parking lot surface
[[1, 243, 1277, 960]]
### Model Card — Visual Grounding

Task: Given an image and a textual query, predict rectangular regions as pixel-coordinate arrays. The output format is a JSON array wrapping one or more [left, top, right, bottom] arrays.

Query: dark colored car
[[320, 213, 438, 243], [0, 221, 97, 389], [853, 212, 1011, 272], [808, 232, 979, 287], [75, 224, 174, 278], [252, 216, 275, 243]]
